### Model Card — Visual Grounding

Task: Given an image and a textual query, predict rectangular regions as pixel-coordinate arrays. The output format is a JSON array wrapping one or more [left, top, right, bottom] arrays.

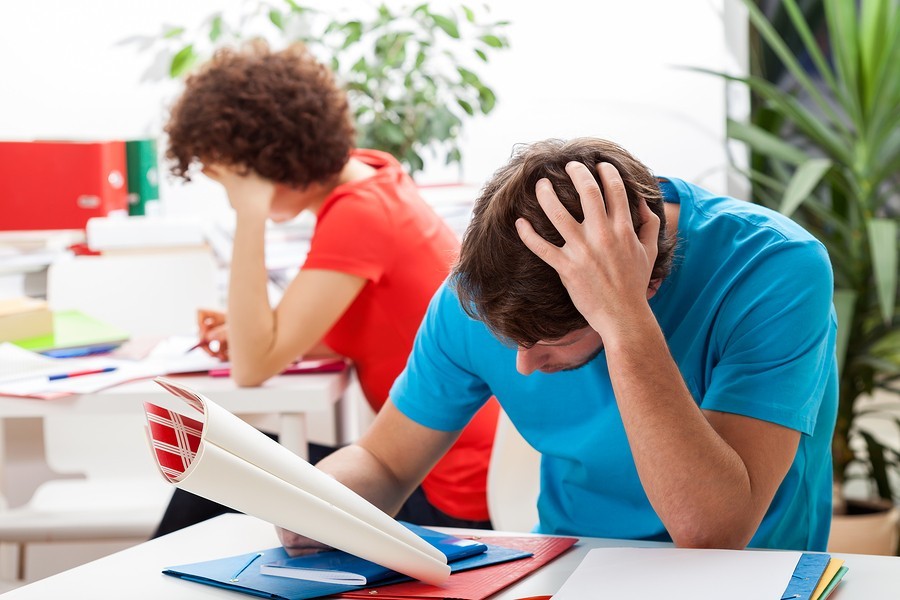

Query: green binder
[[14, 310, 129, 354], [125, 139, 159, 216]]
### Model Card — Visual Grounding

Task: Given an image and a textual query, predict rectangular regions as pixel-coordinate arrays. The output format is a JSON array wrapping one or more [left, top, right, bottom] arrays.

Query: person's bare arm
[[278, 399, 460, 555], [516, 162, 799, 548], [206, 166, 366, 386]]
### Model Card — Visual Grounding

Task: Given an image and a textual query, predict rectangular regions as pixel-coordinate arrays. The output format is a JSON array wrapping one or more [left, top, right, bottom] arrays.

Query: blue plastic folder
[[163, 523, 532, 600]]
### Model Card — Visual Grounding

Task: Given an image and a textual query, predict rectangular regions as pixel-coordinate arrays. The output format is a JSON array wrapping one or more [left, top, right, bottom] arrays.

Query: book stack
[[0, 297, 53, 343]]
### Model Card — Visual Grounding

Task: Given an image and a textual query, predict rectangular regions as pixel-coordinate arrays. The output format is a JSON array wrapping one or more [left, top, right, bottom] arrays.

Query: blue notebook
[[163, 522, 532, 600], [781, 553, 832, 600]]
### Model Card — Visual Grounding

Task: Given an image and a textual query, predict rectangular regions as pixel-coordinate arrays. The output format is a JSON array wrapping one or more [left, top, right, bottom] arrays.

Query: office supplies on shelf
[[125, 138, 159, 217], [0, 140, 128, 231], [208, 357, 346, 378], [143, 377, 450, 584], [163, 526, 536, 600], [14, 309, 129, 354], [0, 297, 53, 342]]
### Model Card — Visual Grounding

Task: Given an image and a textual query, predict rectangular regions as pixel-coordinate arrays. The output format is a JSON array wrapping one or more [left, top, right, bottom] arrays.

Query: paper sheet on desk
[[143, 377, 451, 585], [0, 337, 224, 399], [551, 547, 801, 599]]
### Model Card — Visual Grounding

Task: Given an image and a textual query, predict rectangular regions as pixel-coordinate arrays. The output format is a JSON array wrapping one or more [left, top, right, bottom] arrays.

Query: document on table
[[551, 547, 802, 600], [0, 337, 224, 399]]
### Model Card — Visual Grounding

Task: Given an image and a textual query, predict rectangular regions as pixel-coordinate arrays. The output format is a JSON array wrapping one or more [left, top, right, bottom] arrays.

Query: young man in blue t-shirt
[[280, 138, 838, 552]]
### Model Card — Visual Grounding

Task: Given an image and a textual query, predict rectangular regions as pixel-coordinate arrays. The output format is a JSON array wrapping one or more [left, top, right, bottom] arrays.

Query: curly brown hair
[[453, 138, 677, 346], [165, 41, 356, 187]]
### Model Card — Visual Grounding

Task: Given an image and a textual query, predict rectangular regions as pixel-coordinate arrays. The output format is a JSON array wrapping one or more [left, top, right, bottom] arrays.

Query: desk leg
[[278, 414, 309, 461]]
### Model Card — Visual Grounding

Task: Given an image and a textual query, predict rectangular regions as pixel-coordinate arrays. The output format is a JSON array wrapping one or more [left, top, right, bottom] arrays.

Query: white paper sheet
[[144, 377, 451, 585], [551, 547, 801, 600]]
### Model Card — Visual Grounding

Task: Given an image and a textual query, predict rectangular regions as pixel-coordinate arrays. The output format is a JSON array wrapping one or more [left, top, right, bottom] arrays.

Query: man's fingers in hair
[[637, 197, 661, 261], [535, 177, 581, 243], [564, 161, 607, 225], [597, 162, 632, 228], [515, 218, 563, 269]]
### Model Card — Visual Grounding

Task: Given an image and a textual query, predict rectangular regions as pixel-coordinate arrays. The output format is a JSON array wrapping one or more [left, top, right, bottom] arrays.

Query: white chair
[[0, 412, 173, 582], [486, 409, 542, 532]]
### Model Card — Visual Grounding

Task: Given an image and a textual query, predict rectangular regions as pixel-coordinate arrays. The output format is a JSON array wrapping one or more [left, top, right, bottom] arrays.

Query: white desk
[[2, 513, 899, 598], [0, 372, 348, 508], [0, 371, 348, 456]]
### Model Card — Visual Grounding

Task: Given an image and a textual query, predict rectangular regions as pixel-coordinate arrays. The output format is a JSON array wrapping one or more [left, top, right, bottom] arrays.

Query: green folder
[[14, 310, 129, 354], [126, 138, 159, 216]]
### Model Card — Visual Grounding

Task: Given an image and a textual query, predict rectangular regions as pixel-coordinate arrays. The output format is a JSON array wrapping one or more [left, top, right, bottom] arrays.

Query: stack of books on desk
[[553, 546, 847, 599]]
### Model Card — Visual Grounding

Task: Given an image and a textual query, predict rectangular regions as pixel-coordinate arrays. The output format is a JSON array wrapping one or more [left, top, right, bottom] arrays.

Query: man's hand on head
[[202, 164, 275, 219], [514, 162, 660, 341]]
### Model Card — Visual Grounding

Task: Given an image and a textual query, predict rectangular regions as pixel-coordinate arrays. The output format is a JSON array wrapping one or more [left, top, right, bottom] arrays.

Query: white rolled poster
[[142, 376, 450, 585]]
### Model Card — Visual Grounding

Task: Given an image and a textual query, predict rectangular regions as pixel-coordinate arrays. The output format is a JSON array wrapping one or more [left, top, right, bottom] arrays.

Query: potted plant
[[710, 0, 900, 553], [126, 0, 509, 176]]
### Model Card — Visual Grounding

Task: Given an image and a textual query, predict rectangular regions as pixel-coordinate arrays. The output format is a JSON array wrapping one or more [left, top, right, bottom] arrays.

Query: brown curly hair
[[453, 138, 677, 346], [165, 40, 356, 187]]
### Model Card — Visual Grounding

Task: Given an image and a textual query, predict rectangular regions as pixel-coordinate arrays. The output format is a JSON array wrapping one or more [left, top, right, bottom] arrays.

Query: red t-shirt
[[302, 149, 497, 521]]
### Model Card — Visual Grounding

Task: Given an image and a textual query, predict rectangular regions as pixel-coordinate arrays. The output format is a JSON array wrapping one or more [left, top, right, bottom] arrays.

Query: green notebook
[[14, 310, 129, 354]]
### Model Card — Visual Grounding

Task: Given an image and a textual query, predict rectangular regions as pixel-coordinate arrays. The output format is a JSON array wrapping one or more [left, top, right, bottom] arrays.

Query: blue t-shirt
[[391, 177, 838, 551]]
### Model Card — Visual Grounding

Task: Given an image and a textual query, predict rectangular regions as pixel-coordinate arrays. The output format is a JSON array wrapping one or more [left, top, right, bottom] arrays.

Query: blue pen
[[47, 367, 118, 381]]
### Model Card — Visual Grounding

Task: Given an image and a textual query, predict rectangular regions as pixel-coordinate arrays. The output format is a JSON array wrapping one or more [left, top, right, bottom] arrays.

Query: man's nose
[[516, 346, 546, 376]]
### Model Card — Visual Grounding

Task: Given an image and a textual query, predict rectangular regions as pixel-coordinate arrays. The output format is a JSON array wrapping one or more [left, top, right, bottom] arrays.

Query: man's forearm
[[603, 304, 758, 548]]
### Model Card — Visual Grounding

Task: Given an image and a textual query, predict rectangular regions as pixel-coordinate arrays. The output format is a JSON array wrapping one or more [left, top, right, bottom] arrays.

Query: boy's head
[[165, 41, 355, 188], [453, 137, 677, 347]]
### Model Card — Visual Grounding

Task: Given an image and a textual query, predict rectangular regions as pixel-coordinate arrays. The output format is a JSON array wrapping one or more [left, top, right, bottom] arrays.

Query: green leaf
[[478, 86, 496, 113], [779, 158, 832, 217], [726, 119, 808, 165], [479, 34, 504, 48], [740, 0, 849, 137], [431, 14, 460, 38], [269, 9, 285, 30], [474, 48, 488, 62], [867, 218, 899, 325], [833, 289, 857, 375], [457, 99, 475, 116], [163, 26, 185, 39], [170, 44, 199, 78], [457, 66, 480, 86], [462, 5, 475, 23], [209, 15, 223, 42], [859, 431, 894, 500]]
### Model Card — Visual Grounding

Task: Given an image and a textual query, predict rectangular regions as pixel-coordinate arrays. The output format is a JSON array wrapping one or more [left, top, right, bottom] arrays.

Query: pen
[[47, 367, 118, 381], [229, 552, 264, 582]]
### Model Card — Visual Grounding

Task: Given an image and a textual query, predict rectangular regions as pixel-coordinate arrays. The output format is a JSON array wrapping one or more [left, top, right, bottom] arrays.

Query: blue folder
[[163, 523, 532, 600], [781, 553, 832, 600]]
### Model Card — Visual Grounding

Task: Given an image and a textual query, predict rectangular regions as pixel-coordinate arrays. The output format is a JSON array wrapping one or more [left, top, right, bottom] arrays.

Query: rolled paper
[[143, 376, 450, 585]]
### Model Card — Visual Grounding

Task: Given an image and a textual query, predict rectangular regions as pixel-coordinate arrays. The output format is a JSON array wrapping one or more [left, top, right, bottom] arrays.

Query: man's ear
[[646, 278, 662, 300]]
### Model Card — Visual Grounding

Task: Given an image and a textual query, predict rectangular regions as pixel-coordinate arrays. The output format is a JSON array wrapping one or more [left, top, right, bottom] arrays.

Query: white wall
[[0, 0, 745, 216]]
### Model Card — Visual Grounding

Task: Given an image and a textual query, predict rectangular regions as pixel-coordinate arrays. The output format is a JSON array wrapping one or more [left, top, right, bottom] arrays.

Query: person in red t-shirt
[[152, 41, 497, 538]]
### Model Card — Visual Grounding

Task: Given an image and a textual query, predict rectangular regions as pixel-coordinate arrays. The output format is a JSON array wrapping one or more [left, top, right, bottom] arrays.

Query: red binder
[[0, 140, 128, 231]]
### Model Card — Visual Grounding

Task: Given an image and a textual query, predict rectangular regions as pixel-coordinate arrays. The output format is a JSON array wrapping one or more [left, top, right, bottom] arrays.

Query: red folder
[[338, 535, 577, 600], [0, 141, 128, 231]]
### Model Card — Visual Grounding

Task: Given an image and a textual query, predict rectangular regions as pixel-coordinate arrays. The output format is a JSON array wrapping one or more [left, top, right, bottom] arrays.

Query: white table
[[2, 513, 898, 598], [0, 371, 349, 508]]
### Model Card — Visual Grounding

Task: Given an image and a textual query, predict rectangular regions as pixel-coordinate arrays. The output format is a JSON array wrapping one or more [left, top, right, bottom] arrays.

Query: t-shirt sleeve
[[302, 192, 394, 282], [700, 240, 836, 435], [390, 283, 493, 432]]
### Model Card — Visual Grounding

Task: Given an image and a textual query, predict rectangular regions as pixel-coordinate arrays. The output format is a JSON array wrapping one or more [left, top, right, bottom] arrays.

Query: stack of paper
[[551, 547, 848, 600]]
